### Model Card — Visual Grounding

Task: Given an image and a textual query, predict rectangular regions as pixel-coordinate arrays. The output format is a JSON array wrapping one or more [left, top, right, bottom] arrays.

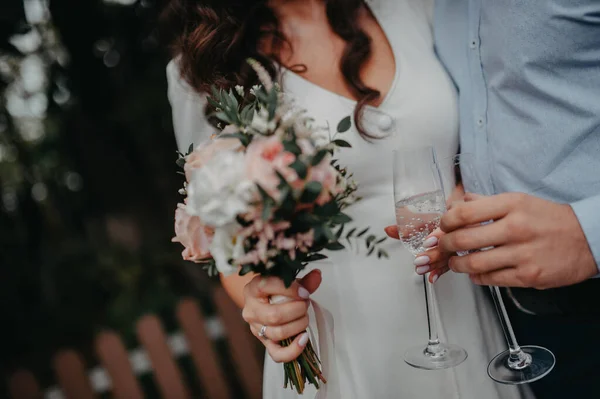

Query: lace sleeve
[[166, 59, 217, 153]]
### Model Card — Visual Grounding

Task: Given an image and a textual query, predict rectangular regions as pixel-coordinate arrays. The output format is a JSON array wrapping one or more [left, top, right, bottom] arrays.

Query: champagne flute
[[393, 146, 468, 370], [454, 154, 555, 384]]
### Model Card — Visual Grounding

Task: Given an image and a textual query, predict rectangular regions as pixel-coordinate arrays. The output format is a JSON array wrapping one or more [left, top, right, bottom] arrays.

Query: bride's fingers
[[250, 315, 310, 342], [429, 266, 450, 283], [258, 331, 310, 363], [384, 225, 400, 239], [414, 248, 449, 274]]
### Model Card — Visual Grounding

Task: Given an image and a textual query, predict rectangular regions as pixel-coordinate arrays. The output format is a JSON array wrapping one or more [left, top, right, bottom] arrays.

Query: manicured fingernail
[[423, 237, 438, 248], [414, 256, 430, 266], [416, 265, 430, 275], [432, 274, 439, 284], [298, 333, 309, 347], [298, 286, 310, 299]]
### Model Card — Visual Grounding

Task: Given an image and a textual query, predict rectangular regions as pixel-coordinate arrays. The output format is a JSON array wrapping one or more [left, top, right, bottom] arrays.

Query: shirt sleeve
[[166, 59, 217, 153], [570, 194, 600, 273]]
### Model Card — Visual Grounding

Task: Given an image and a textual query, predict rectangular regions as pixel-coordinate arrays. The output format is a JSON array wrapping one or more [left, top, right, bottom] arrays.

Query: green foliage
[[337, 116, 352, 133]]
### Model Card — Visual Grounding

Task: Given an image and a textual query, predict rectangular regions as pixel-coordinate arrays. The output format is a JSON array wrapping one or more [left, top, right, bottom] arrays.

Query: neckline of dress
[[276, 1, 400, 113]]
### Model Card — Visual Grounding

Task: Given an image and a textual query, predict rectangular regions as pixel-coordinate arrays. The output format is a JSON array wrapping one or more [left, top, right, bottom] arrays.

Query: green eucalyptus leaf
[[262, 201, 273, 221], [297, 212, 320, 226], [366, 234, 377, 248], [333, 139, 352, 148], [335, 225, 344, 239], [310, 149, 329, 166], [313, 225, 325, 242], [314, 201, 339, 217], [214, 111, 232, 124], [337, 116, 352, 133], [267, 88, 278, 119], [210, 86, 221, 103], [229, 89, 239, 110], [300, 181, 322, 203], [241, 103, 255, 124], [326, 241, 345, 251], [290, 160, 308, 180], [346, 227, 357, 238], [323, 225, 336, 242], [356, 227, 370, 238], [279, 264, 297, 288], [283, 141, 302, 155], [207, 96, 222, 110], [306, 253, 328, 262], [332, 213, 352, 225], [256, 184, 274, 202]]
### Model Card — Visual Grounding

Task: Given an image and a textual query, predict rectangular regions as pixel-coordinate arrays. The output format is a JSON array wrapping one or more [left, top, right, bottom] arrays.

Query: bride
[[163, 0, 530, 397]]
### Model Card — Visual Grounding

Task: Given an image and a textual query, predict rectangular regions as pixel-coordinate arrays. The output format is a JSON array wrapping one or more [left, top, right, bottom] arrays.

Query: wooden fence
[[6, 287, 264, 399]]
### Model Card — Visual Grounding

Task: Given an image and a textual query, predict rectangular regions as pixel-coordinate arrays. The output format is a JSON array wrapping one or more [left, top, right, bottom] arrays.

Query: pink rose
[[172, 203, 213, 261], [245, 136, 297, 198], [184, 138, 242, 182], [308, 154, 340, 205]]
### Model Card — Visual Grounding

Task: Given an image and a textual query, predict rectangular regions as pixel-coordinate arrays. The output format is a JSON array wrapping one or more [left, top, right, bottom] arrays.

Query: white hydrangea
[[186, 150, 255, 227], [210, 223, 244, 275], [250, 107, 276, 134]]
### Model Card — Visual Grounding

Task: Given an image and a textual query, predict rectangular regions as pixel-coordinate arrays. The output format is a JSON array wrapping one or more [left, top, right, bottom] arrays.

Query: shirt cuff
[[570, 195, 600, 273]]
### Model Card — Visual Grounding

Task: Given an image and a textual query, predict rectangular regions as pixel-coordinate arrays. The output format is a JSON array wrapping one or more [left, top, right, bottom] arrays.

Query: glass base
[[488, 345, 555, 385], [404, 342, 468, 370]]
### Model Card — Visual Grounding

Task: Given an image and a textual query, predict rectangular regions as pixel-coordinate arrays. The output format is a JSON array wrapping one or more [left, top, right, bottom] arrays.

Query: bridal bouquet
[[172, 59, 387, 393]]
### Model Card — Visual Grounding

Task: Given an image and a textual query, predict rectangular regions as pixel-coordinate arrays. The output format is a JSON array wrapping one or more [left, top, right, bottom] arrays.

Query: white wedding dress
[[167, 1, 532, 398]]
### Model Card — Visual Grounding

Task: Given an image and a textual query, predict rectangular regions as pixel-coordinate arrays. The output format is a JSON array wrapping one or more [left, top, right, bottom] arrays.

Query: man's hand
[[439, 192, 597, 289]]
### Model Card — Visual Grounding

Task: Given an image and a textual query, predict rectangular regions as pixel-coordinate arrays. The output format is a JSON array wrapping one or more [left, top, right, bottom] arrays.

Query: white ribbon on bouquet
[[270, 295, 337, 398]]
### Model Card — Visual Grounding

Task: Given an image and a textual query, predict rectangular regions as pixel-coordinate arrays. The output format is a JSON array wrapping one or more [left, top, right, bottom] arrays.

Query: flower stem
[[281, 332, 325, 393]]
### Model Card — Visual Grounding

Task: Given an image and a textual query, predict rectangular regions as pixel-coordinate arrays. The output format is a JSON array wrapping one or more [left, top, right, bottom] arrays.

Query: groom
[[389, 2, 600, 398]]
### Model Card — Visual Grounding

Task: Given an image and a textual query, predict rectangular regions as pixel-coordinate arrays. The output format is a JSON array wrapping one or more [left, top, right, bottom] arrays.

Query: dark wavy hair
[[160, 0, 380, 140]]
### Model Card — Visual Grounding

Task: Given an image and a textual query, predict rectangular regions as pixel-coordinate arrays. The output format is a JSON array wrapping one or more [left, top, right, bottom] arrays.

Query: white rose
[[210, 223, 245, 275], [186, 150, 255, 227]]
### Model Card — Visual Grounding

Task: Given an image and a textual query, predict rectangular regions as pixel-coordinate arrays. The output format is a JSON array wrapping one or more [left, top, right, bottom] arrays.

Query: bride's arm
[[166, 59, 254, 308]]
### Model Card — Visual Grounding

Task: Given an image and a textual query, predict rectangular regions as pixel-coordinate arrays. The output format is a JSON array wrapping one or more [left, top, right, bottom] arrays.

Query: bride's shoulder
[[166, 57, 205, 103]]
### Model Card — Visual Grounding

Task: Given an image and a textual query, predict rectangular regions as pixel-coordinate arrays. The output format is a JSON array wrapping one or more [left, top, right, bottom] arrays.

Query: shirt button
[[377, 114, 394, 131], [477, 118, 484, 127], [469, 40, 477, 49]]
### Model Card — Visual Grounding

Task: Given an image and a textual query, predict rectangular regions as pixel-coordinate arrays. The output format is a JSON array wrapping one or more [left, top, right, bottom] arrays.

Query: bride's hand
[[384, 184, 467, 282], [242, 270, 322, 363], [384, 226, 451, 283]]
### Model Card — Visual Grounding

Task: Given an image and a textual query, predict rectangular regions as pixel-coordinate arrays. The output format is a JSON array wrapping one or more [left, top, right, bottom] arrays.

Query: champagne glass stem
[[423, 275, 442, 353], [489, 286, 532, 369]]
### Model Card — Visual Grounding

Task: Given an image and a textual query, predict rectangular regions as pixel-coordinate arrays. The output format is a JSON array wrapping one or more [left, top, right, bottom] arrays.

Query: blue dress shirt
[[434, 0, 600, 271]]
